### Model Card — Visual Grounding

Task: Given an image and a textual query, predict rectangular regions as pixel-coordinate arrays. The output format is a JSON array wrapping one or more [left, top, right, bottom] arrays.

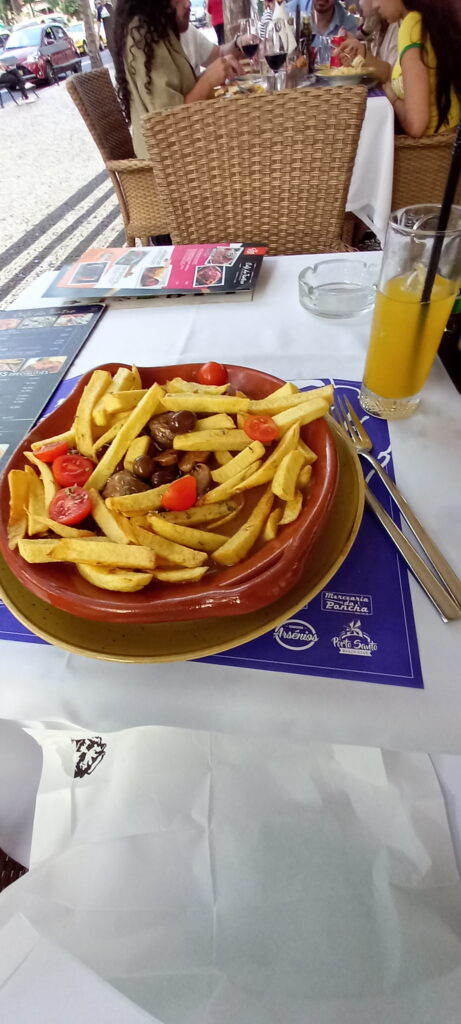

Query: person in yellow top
[[373, 0, 461, 137], [113, 0, 241, 159]]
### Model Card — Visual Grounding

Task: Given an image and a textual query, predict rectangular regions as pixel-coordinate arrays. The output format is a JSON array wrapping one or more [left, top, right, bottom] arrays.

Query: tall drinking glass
[[360, 205, 461, 419], [264, 20, 288, 90]]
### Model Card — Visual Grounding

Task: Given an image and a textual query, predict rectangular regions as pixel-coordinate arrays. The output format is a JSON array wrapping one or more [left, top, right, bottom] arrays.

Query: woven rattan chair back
[[142, 87, 367, 255], [392, 130, 461, 211], [67, 66, 135, 163], [67, 68, 169, 244]]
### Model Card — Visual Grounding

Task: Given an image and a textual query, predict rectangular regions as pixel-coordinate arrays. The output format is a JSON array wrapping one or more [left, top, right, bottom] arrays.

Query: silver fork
[[332, 392, 461, 623]]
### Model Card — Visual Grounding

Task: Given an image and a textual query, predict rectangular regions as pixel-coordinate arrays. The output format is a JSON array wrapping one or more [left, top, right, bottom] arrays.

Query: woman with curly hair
[[113, 0, 240, 158], [373, 0, 461, 137]]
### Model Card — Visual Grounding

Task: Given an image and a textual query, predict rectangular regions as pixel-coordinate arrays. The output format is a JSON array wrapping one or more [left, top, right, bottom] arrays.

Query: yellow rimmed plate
[[0, 422, 364, 663]]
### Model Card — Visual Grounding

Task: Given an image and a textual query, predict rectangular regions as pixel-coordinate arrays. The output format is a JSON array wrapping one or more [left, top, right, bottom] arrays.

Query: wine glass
[[239, 18, 260, 66], [263, 19, 288, 90]]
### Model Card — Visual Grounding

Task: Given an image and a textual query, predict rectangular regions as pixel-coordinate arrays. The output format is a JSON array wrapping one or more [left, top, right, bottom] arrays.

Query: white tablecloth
[[346, 94, 395, 242], [3, 252, 461, 755]]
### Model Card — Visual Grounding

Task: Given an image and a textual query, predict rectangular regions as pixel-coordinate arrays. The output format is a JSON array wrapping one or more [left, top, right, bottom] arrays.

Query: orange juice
[[363, 272, 457, 399]]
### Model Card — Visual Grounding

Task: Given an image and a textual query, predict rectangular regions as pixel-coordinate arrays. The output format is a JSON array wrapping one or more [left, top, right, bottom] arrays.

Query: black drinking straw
[[421, 117, 461, 304]]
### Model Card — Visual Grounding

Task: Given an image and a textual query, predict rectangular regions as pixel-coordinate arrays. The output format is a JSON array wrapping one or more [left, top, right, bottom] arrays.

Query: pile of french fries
[[6, 366, 333, 592]]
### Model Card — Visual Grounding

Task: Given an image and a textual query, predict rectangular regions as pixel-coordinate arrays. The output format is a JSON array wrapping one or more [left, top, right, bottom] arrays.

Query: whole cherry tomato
[[197, 362, 228, 386], [52, 453, 94, 487], [49, 486, 92, 526], [161, 475, 197, 511], [243, 415, 280, 444], [34, 440, 69, 463]]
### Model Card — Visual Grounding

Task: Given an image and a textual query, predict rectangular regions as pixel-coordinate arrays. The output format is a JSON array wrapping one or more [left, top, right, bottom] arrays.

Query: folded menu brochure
[[44, 244, 266, 302]]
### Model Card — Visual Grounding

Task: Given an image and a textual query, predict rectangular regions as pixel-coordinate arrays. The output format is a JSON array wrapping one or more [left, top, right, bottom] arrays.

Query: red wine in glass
[[241, 41, 259, 59], [265, 52, 287, 72]]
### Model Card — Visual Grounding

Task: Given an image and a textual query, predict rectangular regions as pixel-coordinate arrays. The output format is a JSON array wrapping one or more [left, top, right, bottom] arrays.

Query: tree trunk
[[223, 0, 251, 41], [80, 0, 103, 69]]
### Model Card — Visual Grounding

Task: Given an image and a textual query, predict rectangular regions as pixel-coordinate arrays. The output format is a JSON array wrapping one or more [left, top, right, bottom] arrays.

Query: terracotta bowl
[[0, 363, 338, 623]]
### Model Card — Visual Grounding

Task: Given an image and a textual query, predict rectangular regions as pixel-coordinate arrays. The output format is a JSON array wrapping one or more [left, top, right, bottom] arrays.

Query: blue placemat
[[0, 376, 423, 689]]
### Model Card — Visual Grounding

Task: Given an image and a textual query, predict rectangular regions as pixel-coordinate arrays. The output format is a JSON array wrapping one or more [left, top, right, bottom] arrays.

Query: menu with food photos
[[0, 374, 424, 691], [0, 305, 104, 472], [44, 244, 267, 302]]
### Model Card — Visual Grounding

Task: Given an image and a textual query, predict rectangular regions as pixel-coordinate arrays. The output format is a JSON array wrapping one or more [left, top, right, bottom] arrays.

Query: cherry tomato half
[[49, 486, 92, 526], [197, 361, 228, 387], [161, 475, 197, 511], [52, 453, 94, 488], [243, 415, 280, 444], [34, 440, 69, 463]]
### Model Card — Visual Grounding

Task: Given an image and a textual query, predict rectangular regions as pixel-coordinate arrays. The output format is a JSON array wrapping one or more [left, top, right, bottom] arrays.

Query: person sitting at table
[[373, 0, 461, 137], [285, 0, 359, 38], [336, 0, 398, 83], [113, 0, 241, 159]]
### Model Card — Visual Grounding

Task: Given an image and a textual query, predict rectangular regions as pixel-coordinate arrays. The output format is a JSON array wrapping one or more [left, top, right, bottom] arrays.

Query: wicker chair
[[392, 130, 460, 210], [141, 87, 367, 256], [66, 68, 168, 245]]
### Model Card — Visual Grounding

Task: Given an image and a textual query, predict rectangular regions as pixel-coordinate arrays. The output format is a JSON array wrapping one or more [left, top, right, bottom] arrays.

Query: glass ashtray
[[298, 259, 378, 318]]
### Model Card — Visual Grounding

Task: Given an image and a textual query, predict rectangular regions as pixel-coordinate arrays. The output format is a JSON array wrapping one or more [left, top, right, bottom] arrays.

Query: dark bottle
[[438, 293, 461, 393]]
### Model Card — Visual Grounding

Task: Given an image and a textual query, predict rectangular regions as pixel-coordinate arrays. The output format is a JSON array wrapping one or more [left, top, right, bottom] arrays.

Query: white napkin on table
[[0, 914, 160, 1022], [272, 3, 297, 55]]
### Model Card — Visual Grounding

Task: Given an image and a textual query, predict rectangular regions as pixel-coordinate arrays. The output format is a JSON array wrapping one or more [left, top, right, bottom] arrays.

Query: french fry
[[74, 369, 112, 457], [272, 399, 329, 434], [148, 515, 227, 552], [89, 488, 133, 543], [92, 414, 129, 453], [158, 499, 241, 526], [131, 521, 208, 567], [33, 517, 95, 539], [102, 389, 147, 415], [123, 435, 151, 472], [297, 463, 312, 489], [211, 440, 265, 484], [173, 429, 250, 452], [214, 450, 233, 466], [92, 365, 141, 426], [262, 508, 282, 542], [195, 413, 236, 430], [25, 466, 47, 536], [200, 461, 262, 504], [18, 537, 157, 570], [24, 452, 57, 507], [298, 439, 318, 464], [166, 378, 229, 395], [86, 382, 164, 492], [268, 382, 299, 399], [271, 450, 305, 501], [163, 394, 250, 414], [106, 482, 169, 515], [247, 386, 333, 415], [280, 491, 303, 525], [7, 469, 29, 549], [213, 484, 274, 566], [153, 566, 208, 582], [76, 563, 153, 592], [31, 429, 75, 452], [18, 538, 60, 561], [235, 425, 300, 492]]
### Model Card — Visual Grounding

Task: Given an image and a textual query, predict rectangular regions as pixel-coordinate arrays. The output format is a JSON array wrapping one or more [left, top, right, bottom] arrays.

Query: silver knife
[[360, 449, 461, 611], [365, 486, 461, 623]]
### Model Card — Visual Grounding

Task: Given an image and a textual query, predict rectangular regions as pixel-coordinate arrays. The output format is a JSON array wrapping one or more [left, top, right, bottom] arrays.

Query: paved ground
[[0, 29, 218, 310], [0, 52, 124, 308]]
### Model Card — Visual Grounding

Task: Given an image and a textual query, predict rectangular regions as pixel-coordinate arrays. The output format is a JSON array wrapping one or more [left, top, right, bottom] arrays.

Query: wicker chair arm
[[106, 159, 153, 172]]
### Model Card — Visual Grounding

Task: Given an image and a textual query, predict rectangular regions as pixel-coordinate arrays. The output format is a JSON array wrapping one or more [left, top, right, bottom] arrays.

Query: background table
[[2, 251, 460, 756], [346, 94, 395, 243]]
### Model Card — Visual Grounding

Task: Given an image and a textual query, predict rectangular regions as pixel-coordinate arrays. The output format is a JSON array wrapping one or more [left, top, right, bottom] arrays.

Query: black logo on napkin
[[72, 736, 107, 778]]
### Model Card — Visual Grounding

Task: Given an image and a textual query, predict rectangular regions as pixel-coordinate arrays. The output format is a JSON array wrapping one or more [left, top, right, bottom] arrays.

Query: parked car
[[1, 23, 81, 85], [68, 21, 106, 55], [190, 0, 207, 28]]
